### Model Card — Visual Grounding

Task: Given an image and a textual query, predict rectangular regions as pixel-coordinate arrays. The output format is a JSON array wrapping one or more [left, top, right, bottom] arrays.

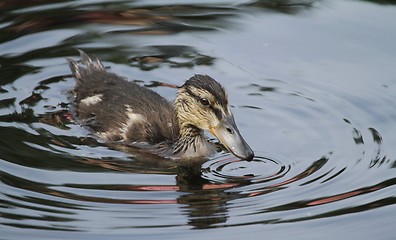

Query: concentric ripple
[[202, 154, 289, 183]]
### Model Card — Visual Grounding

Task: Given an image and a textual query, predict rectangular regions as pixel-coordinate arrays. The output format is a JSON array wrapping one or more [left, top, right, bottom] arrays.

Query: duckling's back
[[68, 51, 179, 146]]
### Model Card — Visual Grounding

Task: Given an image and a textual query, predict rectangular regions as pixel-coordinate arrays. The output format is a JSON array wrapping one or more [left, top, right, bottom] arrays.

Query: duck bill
[[210, 115, 254, 161]]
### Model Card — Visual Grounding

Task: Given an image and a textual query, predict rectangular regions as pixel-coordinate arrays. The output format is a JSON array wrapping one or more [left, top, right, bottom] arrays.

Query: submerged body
[[68, 51, 254, 160]]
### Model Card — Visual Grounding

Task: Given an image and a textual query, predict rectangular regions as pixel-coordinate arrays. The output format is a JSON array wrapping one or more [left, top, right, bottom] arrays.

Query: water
[[1, 0, 396, 239]]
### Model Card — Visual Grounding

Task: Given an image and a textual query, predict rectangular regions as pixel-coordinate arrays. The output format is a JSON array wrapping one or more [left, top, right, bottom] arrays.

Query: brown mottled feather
[[68, 52, 179, 146]]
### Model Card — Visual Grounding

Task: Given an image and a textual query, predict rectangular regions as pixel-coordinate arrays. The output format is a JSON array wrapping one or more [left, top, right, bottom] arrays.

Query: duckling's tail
[[67, 50, 105, 82]]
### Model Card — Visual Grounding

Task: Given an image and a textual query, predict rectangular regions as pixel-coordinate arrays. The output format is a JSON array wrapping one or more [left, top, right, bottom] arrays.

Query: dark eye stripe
[[212, 107, 223, 120], [185, 87, 224, 120]]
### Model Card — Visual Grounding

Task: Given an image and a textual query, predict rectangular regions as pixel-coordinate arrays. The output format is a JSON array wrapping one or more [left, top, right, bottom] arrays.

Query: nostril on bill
[[226, 126, 234, 134]]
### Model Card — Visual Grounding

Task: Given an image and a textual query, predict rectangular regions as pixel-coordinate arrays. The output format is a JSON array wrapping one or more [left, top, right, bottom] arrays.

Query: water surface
[[1, 0, 396, 239]]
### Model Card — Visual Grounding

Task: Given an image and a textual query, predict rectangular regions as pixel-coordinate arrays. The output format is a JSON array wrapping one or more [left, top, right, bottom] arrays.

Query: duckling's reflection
[[176, 159, 232, 229], [109, 146, 238, 229]]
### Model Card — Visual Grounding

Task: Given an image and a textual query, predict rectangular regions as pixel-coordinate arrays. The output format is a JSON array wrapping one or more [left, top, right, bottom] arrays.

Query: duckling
[[68, 51, 254, 161]]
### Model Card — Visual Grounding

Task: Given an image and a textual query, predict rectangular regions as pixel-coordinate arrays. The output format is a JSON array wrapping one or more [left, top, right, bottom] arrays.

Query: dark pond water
[[1, 0, 396, 239]]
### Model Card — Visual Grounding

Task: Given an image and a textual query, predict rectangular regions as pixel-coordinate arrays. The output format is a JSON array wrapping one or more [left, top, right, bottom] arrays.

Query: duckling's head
[[175, 75, 254, 161]]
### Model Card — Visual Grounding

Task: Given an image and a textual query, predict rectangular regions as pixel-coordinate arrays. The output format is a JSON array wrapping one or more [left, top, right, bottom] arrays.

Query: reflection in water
[[4, 152, 386, 229], [243, 0, 317, 14], [1, 0, 318, 39], [360, 0, 396, 5], [1, 149, 395, 229], [177, 161, 230, 229], [1, 0, 396, 239], [267, 177, 396, 223], [129, 45, 215, 70]]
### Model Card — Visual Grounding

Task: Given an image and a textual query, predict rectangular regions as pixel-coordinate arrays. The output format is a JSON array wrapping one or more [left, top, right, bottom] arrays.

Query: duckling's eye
[[199, 97, 210, 106]]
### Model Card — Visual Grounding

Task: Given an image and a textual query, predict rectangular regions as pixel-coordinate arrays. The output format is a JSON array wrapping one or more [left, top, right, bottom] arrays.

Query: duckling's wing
[[68, 51, 179, 145]]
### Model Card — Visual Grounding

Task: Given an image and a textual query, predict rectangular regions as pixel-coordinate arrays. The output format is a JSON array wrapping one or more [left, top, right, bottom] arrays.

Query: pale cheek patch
[[80, 94, 103, 106]]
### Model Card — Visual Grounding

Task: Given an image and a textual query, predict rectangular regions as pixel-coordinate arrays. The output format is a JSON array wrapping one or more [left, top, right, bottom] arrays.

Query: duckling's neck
[[172, 124, 216, 159]]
